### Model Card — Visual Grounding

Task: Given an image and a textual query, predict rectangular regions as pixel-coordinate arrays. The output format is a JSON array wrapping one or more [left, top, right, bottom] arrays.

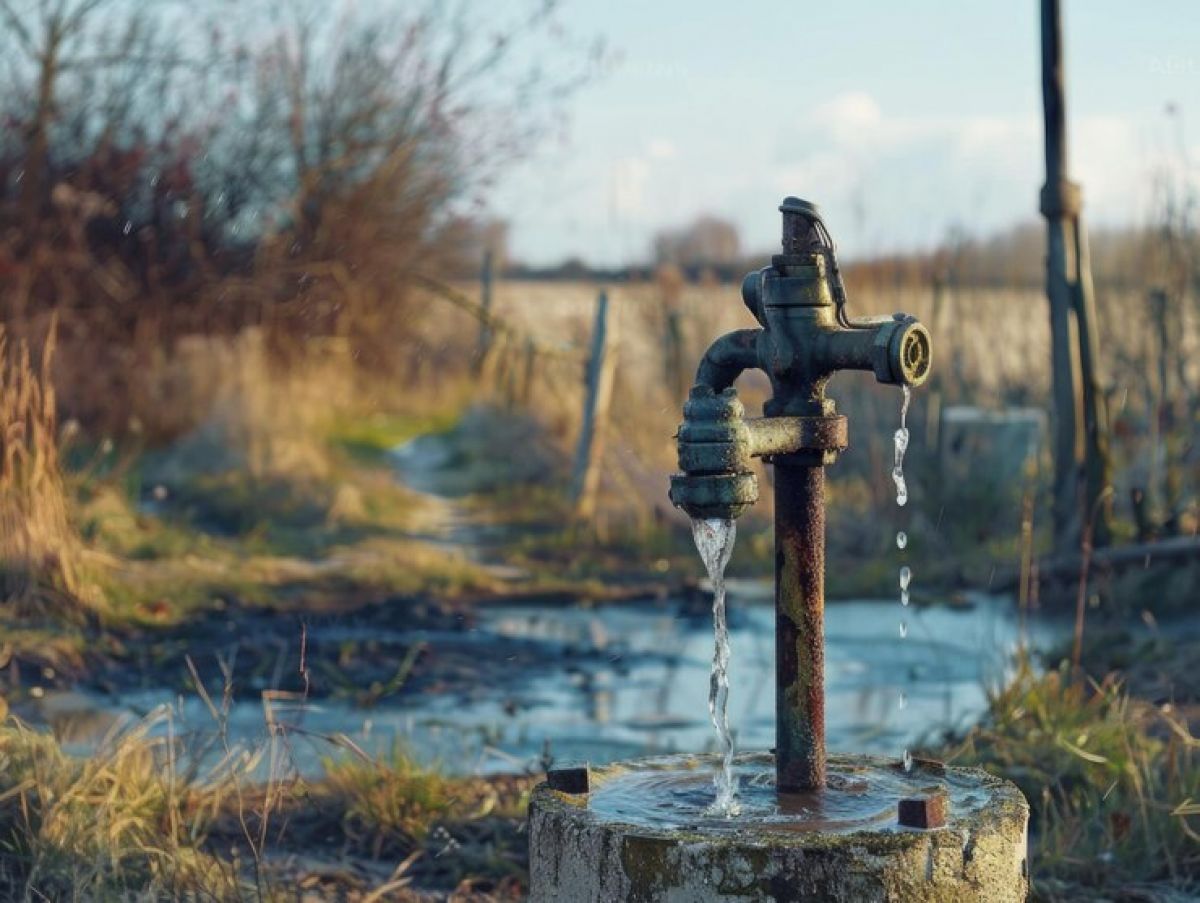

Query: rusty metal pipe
[[774, 458, 826, 792], [745, 416, 847, 461]]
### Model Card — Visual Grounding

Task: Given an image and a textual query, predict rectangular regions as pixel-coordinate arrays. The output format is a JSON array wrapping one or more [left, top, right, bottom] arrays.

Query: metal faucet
[[669, 197, 932, 793]]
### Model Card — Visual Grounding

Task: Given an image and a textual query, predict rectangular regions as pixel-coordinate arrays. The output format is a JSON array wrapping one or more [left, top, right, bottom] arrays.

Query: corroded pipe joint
[[669, 386, 758, 520], [747, 415, 848, 467]]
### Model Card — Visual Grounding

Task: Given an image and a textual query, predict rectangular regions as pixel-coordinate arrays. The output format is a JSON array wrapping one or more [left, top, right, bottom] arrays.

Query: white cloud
[[763, 90, 1151, 254], [611, 157, 651, 217], [496, 88, 1168, 267], [811, 91, 883, 146], [647, 138, 677, 160]]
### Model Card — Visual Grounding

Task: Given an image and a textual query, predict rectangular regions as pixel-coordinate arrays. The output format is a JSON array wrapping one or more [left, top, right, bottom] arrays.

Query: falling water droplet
[[903, 749, 914, 772], [892, 386, 911, 507], [899, 621, 908, 639], [123, 221, 132, 235], [690, 517, 740, 817], [896, 531, 907, 550], [898, 691, 908, 711]]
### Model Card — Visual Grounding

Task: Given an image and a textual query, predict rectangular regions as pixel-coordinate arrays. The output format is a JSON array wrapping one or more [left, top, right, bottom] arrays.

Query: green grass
[[326, 410, 460, 463], [55, 436, 496, 628], [318, 744, 463, 858]]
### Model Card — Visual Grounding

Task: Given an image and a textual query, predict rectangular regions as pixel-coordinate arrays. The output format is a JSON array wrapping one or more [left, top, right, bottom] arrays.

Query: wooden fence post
[[1040, 0, 1113, 551], [572, 290, 618, 519]]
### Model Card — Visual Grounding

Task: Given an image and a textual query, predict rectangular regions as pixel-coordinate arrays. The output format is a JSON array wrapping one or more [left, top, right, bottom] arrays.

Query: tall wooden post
[[572, 290, 618, 519], [1040, 0, 1113, 550]]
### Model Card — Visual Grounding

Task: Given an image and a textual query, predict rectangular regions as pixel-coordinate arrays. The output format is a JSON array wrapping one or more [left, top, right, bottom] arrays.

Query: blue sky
[[492, 0, 1200, 265]]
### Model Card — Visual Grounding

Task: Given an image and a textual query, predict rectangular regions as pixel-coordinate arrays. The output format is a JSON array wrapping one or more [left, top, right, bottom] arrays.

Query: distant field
[[415, 276, 1195, 541]]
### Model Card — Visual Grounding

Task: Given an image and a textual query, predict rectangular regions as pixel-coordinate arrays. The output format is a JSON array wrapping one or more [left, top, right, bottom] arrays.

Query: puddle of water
[[587, 752, 994, 835], [33, 591, 1065, 778]]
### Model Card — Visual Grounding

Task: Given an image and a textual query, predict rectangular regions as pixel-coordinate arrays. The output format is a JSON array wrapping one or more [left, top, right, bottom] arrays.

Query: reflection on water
[[35, 590, 1064, 777], [586, 752, 996, 835]]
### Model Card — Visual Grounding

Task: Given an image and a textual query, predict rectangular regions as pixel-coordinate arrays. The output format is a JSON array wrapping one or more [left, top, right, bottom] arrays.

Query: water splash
[[690, 517, 740, 816], [892, 385, 911, 506], [896, 530, 907, 550]]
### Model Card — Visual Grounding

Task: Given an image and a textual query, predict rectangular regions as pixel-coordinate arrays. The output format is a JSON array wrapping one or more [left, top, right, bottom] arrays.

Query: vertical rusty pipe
[[773, 456, 826, 792]]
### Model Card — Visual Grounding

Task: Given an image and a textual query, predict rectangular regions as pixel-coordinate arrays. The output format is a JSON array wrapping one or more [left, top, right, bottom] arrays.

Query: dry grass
[[0, 709, 250, 900], [150, 329, 356, 486], [945, 661, 1200, 900], [0, 321, 98, 622], [453, 276, 1199, 596], [0, 708, 533, 901]]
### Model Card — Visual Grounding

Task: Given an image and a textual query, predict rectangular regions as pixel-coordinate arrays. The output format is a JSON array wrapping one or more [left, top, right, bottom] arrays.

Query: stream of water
[[892, 386, 911, 507], [690, 517, 740, 816], [894, 385, 914, 771]]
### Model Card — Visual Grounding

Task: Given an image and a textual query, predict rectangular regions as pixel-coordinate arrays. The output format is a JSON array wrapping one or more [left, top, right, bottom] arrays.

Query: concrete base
[[529, 753, 1028, 902]]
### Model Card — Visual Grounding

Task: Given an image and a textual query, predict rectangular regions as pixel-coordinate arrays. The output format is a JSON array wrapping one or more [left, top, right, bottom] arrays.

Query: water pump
[[669, 197, 932, 791]]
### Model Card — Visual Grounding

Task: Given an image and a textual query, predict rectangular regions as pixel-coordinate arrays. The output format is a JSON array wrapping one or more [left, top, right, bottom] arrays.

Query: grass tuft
[[319, 745, 462, 859], [0, 321, 98, 622], [0, 712, 248, 900], [946, 660, 1200, 899]]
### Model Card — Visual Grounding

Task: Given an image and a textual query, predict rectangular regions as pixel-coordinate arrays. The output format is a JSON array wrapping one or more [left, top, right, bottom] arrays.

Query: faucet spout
[[694, 328, 762, 393], [823, 314, 931, 388]]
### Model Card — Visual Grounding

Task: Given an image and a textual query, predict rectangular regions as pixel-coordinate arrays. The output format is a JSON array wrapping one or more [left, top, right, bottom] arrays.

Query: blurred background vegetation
[[0, 0, 1195, 899]]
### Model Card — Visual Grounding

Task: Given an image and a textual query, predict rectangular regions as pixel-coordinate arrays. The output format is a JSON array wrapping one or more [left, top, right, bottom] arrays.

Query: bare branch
[[0, 0, 38, 57]]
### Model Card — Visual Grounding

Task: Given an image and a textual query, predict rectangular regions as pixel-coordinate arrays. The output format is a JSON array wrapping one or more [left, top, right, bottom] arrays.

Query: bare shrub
[[0, 0, 598, 440]]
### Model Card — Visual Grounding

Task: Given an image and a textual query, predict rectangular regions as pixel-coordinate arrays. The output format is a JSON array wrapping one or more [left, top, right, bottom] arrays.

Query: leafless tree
[[0, 0, 601, 432]]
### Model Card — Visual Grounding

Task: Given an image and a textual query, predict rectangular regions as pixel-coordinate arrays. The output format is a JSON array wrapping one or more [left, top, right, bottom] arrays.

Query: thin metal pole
[[773, 457, 826, 792]]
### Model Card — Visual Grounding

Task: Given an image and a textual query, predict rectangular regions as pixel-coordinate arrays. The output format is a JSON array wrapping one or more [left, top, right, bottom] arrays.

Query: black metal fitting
[[670, 197, 932, 523], [546, 766, 590, 795], [898, 792, 949, 829]]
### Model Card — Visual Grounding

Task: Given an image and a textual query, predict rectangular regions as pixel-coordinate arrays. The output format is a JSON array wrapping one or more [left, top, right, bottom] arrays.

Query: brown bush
[[0, 1, 596, 441], [0, 320, 94, 620]]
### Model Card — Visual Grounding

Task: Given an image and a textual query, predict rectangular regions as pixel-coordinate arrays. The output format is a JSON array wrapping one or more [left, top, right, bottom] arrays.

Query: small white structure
[[939, 406, 1047, 485]]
